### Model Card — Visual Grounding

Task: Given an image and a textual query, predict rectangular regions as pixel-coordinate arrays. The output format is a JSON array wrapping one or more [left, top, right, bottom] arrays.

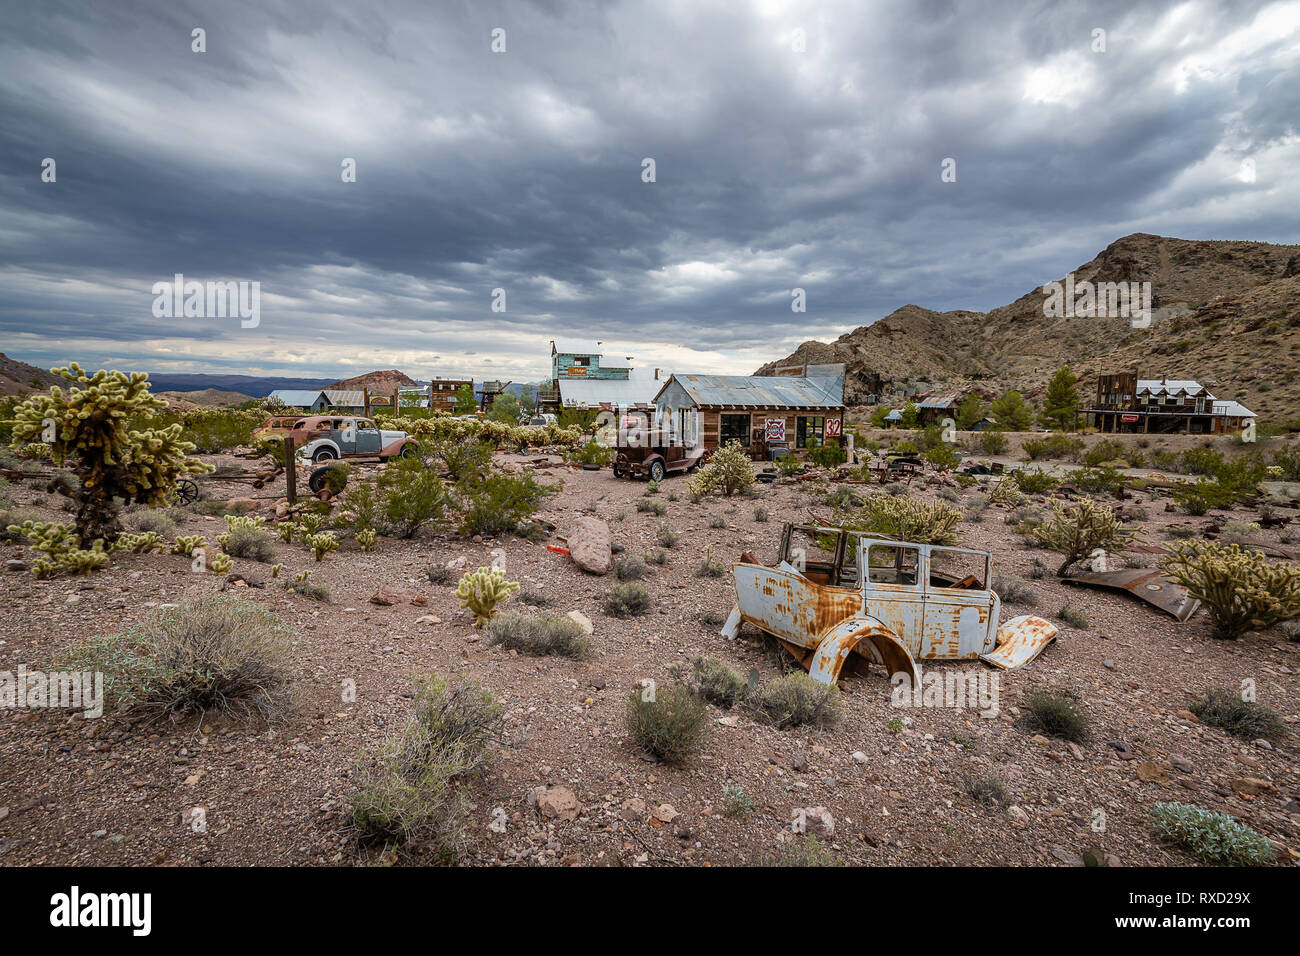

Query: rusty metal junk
[[722, 523, 1058, 690], [1061, 568, 1200, 622]]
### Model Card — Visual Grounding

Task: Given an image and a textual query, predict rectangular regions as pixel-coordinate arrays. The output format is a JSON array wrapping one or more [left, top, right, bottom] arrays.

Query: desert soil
[[1, 449, 1298, 867]]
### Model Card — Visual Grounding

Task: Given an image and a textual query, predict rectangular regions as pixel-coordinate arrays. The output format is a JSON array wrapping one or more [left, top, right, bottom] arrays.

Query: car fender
[[808, 616, 919, 687], [298, 438, 339, 459]]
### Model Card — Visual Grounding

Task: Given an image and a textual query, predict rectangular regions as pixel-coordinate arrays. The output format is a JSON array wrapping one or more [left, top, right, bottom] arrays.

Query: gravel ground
[[1, 451, 1297, 867]]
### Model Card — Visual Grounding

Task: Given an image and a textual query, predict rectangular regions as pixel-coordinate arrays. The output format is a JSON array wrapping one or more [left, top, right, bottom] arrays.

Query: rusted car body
[[1062, 568, 1200, 622], [722, 523, 1057, 688], [289, 416, 418, 463], [250, 416, 303, 444], [610, 409, 708, 482]]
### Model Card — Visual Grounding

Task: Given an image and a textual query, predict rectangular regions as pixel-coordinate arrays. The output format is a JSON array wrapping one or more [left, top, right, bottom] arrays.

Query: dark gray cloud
[[1, 0, 1297, 382]]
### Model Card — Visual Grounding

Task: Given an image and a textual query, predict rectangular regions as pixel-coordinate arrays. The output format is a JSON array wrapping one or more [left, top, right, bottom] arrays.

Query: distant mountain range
[[143, 373, 337, 396]]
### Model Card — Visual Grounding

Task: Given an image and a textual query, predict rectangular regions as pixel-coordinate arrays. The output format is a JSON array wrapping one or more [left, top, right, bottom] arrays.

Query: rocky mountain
[[757, 234, 1300, 420], [327, 369, 417, 393], [0, 353, 62, 396]]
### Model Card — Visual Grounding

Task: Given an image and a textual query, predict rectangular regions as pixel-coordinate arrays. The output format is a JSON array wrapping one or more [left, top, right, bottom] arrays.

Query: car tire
[[649, 460, 665, 482], [312, 447, 337, 463], [400, 444, 418, 459]]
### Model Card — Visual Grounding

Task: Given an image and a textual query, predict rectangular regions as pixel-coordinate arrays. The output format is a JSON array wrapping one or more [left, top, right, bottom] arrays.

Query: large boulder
[[568, 516, 612, 575]]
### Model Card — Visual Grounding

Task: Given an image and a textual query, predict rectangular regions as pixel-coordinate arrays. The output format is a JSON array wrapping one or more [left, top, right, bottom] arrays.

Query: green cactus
[[210, 553, 233, 573], [295, 512, 325, 535], [7, 520, 111, 578], [225, 514, 267, 533], [1031, 496, 1138, 575], [1161, 541, 1300, 640], [7, 364, 211, 542], [111, 531, 165, 554], [294, 569, 312, 583], [455, 567, 520, 627], [356, 527, 377, 552], [172, 534, 207, 556], [277, 521, 298, 543], [271, 563, 283, 578], [305, 531, 338, 562]]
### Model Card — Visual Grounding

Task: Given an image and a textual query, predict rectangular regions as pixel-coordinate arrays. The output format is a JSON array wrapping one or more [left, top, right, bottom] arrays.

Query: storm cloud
[[1, 0, 1297, 382]]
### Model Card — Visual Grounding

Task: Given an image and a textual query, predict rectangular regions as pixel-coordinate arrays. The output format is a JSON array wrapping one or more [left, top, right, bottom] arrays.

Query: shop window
[[720, 413, 750, 446], [796, 416, 825, 448]]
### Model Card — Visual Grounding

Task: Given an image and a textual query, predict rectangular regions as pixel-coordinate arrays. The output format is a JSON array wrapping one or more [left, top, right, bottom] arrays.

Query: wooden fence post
[[284, 436, 297, 505]]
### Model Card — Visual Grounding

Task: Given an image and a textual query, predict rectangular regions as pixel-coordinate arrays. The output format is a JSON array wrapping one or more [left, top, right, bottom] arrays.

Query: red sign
[[825, 418, 842, 437], [1121, 414, 1139, 423], [765, 418, 785, 441]]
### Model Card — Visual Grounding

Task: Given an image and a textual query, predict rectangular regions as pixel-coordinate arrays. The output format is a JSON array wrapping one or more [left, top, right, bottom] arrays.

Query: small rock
[[566, 610, 594, 635], [369, 586, 428, 607], [794, 806, 834, 837], [851, 751, 869, 765], [1232, 777, 1276, 797], [534, 786, 580, 822], [1169, 755, 1194, 774], [567, 516, 613, 575], [1007, 805, 1030, 826]]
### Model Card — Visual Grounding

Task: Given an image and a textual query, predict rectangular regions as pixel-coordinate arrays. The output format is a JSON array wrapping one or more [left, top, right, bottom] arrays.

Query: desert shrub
[[656, 523, 680, 548], [644, 548, 669, 566], [754, 504, 769, 522], [844, 494, 962, 545], [1151, 803, 1274, 866], [615, 553, 647, 581], [486, 610, 590, 659], [1012, 469, 1056, 494], [747, 672, 841, 730], [922, 442, 960, 471], [776, 454, 802, 477], [1022, 435, 1082, 461], [125, 509, 178, 536], [624, 684, 708, 763], [1219, 520, 1261, 544], [223, 526, 275, 562], [1066, 466, 1126, 494], [1082, 438, 1127, 467], [806, 437, 847, 469], [54, 596, 295, 722], [979, 431, 1008, 455], [678, 655, 748, 707], [1024, 688, 1087, 741], [1189, 687, 1287, 742], [766, 836, 841, 867], [349, 675, 503, 859], [992, 573, 1037, 606], [637, 497, 667, 515], [1057, 605, 1089, 629], [688, 440, 756, 497], [962, 772, 1008, 807], [1161, 541, 1300, 639], [426, 564, 453, 585], [1031, 497, 1136, 575], [569, 439, 612, 467], [708, 516, 726, 529], [1171, 478, 1235, 515], [285, 577, 331, 602], [455, 567, 519, 627], [603, 582, 652, 617], [696, 547, 727, 577], [459, 472, 556, 537], [722, 785, 754, 817], [1179, 446, 1224, 476], [377, 456, 451, 538], [426, 436, 493, 483]]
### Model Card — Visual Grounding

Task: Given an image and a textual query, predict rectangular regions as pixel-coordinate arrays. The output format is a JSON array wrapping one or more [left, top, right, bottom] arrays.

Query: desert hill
[[758, 234, 1300, 419]]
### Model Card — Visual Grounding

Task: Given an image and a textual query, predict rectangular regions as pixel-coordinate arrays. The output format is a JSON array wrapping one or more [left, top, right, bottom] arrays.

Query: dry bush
[[624, 684, 708, 763], [486, 610, 591, 659]]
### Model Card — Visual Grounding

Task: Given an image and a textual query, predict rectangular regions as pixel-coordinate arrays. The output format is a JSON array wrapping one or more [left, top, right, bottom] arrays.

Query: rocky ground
[[1, 448, 1298, 867]]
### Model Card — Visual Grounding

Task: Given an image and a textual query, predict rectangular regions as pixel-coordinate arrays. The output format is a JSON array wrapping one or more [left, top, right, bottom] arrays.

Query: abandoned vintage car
[[288, 416, 419, 463], [608, 408, 709, 481], [249, 415, 304, 444], [722, 523, 1057, 689]]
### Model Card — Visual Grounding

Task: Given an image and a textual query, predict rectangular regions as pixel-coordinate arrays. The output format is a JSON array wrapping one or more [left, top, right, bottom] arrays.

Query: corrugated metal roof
[[267, 389, 325, 407], [1212, 400, 1256, 418], [1136, 379, 1212, 397], [667, 374, 843, 408], [917, 392, 961, 409], [323, 389, 366, 407], [558, 377, 661, 407]]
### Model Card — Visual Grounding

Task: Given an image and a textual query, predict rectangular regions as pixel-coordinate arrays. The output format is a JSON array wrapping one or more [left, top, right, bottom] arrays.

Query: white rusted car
[[721, 524, 1057, 688]]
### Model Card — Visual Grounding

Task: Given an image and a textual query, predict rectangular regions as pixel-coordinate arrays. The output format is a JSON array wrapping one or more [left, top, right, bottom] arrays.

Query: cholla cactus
[[271, 563, 283, 578], [305, 531, 338, 562], [225, 514, 267, 532], [455, 567, 519, 627], [111, 531, 165, 554], [277, 521, 298, 543], [294, 569, 312, 583], [7, 364, 211, 541], [989, 476, 1028, 506], [172, 534, 207, 556], [848, 494, 962, 545], [356, 527, 377, 552], [1031, 496, 1137, 575], [296, 512, 325, 535], [210, 553, 233, 573], [6, 520, 111, 578], [688, 441, 756, 497], [1161, 541, 1300, 640]]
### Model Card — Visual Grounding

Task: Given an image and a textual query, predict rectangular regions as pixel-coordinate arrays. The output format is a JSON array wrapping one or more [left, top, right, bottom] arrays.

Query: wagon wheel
[[172, 478, 199, 505]]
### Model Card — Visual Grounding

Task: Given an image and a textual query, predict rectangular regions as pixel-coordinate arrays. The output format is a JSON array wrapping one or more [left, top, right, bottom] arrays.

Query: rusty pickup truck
[[722, 523, 1057, 689]]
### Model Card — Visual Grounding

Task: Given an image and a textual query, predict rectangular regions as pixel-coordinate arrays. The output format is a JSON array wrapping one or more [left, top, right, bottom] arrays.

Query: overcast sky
[[1, 0, 1297, 384]]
